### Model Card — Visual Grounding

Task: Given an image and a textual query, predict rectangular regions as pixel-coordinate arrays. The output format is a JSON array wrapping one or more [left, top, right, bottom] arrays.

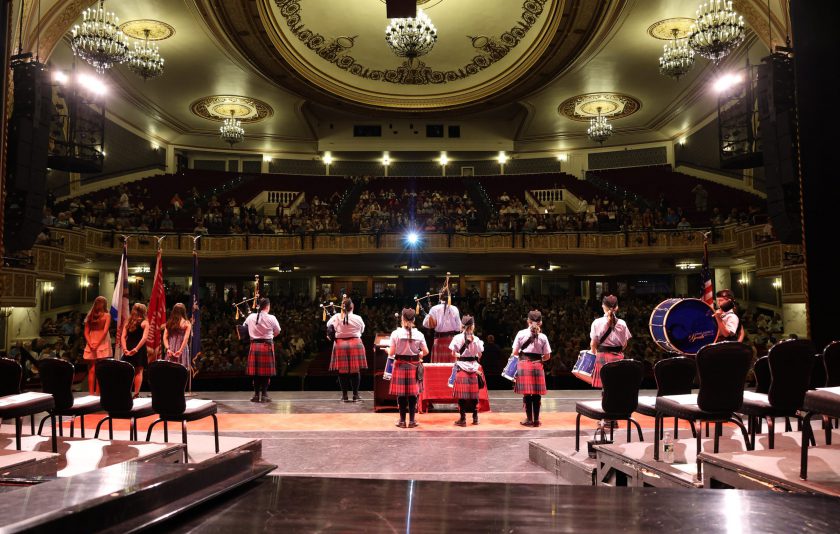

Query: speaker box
[[757, 54, 800, 244], [4, 61, 51, 252]]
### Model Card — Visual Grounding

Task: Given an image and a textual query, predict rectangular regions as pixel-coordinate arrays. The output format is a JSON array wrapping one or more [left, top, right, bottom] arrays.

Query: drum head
[[664, 299, 718, 355]]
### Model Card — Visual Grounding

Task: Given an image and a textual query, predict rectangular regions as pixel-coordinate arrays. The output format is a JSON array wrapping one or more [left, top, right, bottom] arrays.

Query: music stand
[[373, 333, 398, 412]]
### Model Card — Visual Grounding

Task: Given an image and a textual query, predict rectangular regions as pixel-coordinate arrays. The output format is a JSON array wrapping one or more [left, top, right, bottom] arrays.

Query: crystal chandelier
[[127, 29, 164, 80], [587, 107, 613, 144], [659, 29, 695, 80], [70, 0, 130, 74], [688, 0, 745, 64], [219, 110, 244, 147], [385, 8, 438, 61]]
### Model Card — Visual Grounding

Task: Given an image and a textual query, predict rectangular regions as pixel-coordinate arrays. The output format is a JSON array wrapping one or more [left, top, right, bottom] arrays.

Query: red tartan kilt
[[389, 362, 421, 397], [247, 341, 276, 377], [514, 359, 546, 395], [452, 370, 479, 399], [329, 338, 368, 373], [431, 335, 455, 363], [591, 352, 623, 388]]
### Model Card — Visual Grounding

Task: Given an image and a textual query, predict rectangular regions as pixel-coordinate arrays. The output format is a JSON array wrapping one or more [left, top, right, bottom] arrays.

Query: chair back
[[39, 358, 75, 411], [696, 341, 753, 413], [600, 360, 644, 414], [0, 357, 23, 396], [824, 341, 840, 387], [767, 339, 815, 410], [810, 354, 826, 389], [96, 359, 135, 413], [753, 356, 771, 394], [653, 356, 695, 396], [147, 360, 188, 417]]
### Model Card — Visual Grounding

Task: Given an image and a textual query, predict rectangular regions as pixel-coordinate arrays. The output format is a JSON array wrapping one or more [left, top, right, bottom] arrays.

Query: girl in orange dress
[[83, 296, 112, 394]]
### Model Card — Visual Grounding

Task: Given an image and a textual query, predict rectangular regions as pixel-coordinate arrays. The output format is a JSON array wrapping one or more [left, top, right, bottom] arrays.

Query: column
[[674, 274, 688, 297], [309, 276, 318, 302], [714, 268, 730, 295], [165, 145, 176, 174], [514, 275, 522, 301], [99, 270, 116, 299], [782, 303, 808, 338]]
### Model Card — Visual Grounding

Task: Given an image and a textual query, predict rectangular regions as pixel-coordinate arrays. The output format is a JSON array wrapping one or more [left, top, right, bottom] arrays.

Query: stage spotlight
[[405, 231, 420, 246], [713, 72, 743, 93]]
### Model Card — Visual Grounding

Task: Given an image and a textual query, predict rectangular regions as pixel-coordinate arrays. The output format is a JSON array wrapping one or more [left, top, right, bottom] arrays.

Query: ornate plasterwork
[[558, 93, 641, 121], [646, 18, 695, 40], [190, 95, 274, 123], [119, 19, 176, 41], [273, 0, 549, 85]]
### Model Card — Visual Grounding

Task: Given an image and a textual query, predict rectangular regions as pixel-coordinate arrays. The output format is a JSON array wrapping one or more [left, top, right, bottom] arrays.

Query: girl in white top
[[389, 308, 429, 428], [589, 294, 632, 388], [448, 315, 485, 426], [327, 296, 367, 402], [512, 310, 552, 427]]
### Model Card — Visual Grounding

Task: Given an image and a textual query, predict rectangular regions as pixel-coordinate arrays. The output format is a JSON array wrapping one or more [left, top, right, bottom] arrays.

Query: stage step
[[0, 449, 59, 479]]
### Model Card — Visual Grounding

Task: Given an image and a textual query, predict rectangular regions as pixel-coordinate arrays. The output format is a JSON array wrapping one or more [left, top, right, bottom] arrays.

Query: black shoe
[[532, 420, 541, 427], [396, 421, 407, 428], [408, 421, 419, 428], [472, 415, 479, 425], [352, 395, 362, 402], [520, 420, 534, 427], [250, 394, 261, 403], [342, 398, 352, 403], [260, 394, 272, 403], [454, 419, 467, 427]]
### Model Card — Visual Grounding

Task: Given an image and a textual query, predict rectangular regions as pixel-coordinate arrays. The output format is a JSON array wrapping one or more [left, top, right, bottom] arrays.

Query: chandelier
[[659, 29, 695, 80], [587, 107, 613, 144], [127, 29, 164, 80], [70, 0, 130, 74], [688, 0, 745, 63], [219, 110, 245, 146], [384, 8, 438, 61]]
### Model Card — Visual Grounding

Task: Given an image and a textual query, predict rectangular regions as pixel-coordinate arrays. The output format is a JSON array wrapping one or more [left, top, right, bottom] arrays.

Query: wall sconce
[[772, 278, 782, 290], [43, 282, 55, 293]]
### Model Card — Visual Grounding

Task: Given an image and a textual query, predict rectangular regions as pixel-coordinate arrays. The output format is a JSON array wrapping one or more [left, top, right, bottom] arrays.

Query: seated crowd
[[350, 188, 479, 233]]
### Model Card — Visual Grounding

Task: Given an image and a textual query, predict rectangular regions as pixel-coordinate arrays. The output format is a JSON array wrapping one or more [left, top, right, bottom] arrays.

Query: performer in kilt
[[713, 289, 743, 341], [512, 310, 552, 427], [389, 308, 429, 428], [327, 296, 367, 402], [422, 287, 461, 363], [449, 315, 484, 426], [589, 295, 632, 389], [244, 298, 281, 403]]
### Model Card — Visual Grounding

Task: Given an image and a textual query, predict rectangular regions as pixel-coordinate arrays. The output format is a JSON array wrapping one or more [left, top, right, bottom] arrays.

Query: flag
[[700, 233, 714, 306], [189, 250, 202, 375], [146, 248, 167, 362], [110, 241, 130, 359]]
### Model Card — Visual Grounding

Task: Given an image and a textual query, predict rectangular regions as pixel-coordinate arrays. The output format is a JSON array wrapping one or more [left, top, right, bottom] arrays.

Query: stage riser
[[528, 441, 595, 485]]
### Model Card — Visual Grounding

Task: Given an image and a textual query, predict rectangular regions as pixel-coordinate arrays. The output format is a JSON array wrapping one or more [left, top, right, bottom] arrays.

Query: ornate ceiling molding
[[557, 93, 641, 122], [195, 0, 624, 114], [647, 18, 695, 40], [190, 95, 275, 123], [119, 19, 176, 41]]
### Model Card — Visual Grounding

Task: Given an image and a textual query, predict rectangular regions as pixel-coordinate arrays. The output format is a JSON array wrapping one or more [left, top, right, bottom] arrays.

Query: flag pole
[[187, 235, 201, 397]]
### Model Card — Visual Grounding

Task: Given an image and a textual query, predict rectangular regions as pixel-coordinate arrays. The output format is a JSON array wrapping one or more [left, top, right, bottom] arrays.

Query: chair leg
[[145, 419, 162, 442], [15, 418, 22, 450], [58, 416, 63, 437], [825, 416, 833, 446], [784, 417, 792, 432], [630, 418, 644, 442], [80, 415, 86, 438], [705, 421, 710, 437], [750, 416, 757, 450], [37, 415, 48, 436], [164, 421, 169, 442], [654, 415, 661, 461], [94, 417, 109, 439], [696, 421, 703, 479], [212, 414, 220, 453], [70, 417, 75, 438], [673, 417, 678, 439], [108, 418, 113, 441], [130, 419, 137, 441], [714, 422, 721, 453], [627, 419, 632, 443], [731, 416, 752, 451], [575, 413, 581, 452], [801, 411, 814, 480], [50, 415, 57, 453], [689, 420, 697, 438], [30, 414, 35, 435], [768, 417, 776, 450], [182, 421, 189, 463]]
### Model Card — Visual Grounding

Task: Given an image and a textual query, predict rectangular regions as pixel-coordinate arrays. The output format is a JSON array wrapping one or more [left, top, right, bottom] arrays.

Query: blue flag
[[189, 250, 201, 372]]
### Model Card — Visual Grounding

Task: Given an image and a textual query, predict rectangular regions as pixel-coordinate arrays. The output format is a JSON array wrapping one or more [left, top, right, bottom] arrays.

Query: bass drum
[[649, 298, 719, 355]]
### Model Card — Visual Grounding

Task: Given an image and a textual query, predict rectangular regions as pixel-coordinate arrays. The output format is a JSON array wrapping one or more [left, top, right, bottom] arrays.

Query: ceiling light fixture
[[127, 28, 164, 80], [219, 110, 244, 147], [70, 0, 130, 74], [384, 8, 438, 63], [688, 0, 745, 64], [659, 28, 695, 80], [587, 106, 613, 144]]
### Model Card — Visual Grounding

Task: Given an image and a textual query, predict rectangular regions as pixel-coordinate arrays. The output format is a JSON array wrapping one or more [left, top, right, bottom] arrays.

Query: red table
[[419, 363, 491, 413]]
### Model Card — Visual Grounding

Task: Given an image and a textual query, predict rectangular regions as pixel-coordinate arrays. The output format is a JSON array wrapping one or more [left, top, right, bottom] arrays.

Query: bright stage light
[[713, 72, 743, 93], [406, 232, 420, 246]]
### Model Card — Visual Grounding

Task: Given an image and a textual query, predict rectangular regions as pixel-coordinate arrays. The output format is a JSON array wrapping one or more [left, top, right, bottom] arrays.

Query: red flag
[[146, 249, 167, 362], [700, 233, 714, 306]]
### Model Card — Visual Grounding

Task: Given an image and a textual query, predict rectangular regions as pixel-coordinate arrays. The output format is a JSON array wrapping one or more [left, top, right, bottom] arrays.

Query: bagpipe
[[233, 274, 261, 342], [319, 293, 346, 342], [413, 272, 452, 329], [383, 312, 400, 380]]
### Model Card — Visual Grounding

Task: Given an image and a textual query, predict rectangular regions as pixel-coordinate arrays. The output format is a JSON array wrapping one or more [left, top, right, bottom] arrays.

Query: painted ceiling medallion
[[557, 93, 641, 122], [119, 19, 175, 41], [378, 0, 445, 7], [646, 18, 695, 40], [190, 95, 274, 123], [273, 0, 549, 85]]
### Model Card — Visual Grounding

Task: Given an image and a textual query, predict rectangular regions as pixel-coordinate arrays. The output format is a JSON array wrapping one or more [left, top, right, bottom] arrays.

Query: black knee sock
[[338, 374, 349, 397], [470, 399, 479, 416], [458, 399, 467, 418], [398, 396, 408, 422], [262, 378, 270, 395], [350, 373, 360, 396], [533, 394, 541, 422], [524, 395, 534, 421], [253, 379, 261, 395], [408, 396, 417, 422]]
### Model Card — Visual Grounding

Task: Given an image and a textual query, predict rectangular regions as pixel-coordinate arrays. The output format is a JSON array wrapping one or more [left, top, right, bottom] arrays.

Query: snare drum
[[447, 364, 457, 388], [649, 298, 719, 355], [572, 350, 597, 383], [383, 356, 396, 380], [501, 355, 518, 381]]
